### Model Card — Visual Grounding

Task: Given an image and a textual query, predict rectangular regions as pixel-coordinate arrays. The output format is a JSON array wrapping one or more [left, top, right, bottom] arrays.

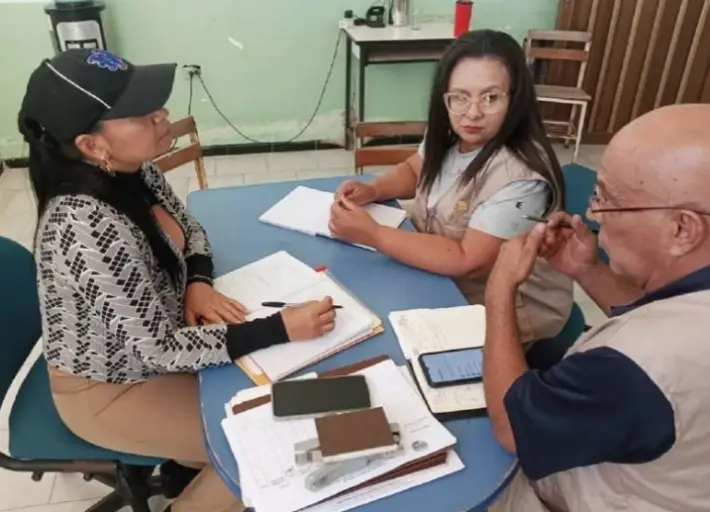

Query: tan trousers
[[49, 367, 243, 512]]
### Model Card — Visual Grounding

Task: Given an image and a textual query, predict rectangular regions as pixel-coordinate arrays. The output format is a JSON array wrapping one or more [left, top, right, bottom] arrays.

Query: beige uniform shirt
[[410, 147, 573, 342], [491, 267, 710, 511]]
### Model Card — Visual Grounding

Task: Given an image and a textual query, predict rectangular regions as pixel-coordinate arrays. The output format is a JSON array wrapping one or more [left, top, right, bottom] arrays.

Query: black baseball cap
[[19, 49, 177, 143]]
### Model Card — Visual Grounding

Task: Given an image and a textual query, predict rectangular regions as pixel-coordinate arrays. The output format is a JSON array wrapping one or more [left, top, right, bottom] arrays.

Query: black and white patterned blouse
[[37, 162, 287, 384]]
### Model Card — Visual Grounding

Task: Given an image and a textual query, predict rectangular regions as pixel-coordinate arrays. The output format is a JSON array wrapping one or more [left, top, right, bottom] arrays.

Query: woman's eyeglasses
[[443, 91, 508, 115]]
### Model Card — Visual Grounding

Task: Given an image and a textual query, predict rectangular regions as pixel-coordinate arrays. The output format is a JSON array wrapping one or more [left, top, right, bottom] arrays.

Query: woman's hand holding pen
[[281, 296, 337, 341], [539, 212, 599, 279]]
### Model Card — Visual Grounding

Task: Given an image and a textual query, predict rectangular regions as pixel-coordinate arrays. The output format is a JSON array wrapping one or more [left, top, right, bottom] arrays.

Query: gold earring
[[101, 158, 115, 177]]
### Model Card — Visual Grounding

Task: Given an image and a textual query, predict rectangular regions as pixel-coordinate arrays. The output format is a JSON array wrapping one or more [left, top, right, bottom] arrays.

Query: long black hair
[[420, 29, 565, 211], [18, 114, 182, 288]]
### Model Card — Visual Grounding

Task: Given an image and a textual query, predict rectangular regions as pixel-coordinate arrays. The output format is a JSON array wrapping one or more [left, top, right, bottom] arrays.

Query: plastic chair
[[563, 163, 609, 264], [0, 236, 166, 512], [526, 302, 586, 371]]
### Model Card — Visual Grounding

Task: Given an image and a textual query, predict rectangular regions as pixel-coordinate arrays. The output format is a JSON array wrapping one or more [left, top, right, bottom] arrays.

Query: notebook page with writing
[[220, 360, 457, 512], [213, 251, 318, 313], [389, 306, 487, 414], [246, 274, 375, 381], [259, 186, 407, 250]]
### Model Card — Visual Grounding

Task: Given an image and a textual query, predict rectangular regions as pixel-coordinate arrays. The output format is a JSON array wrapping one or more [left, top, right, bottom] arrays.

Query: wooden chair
[[524, 30, 593, 163], [154, 116, 208, 190], [354, 121, 426, 175]]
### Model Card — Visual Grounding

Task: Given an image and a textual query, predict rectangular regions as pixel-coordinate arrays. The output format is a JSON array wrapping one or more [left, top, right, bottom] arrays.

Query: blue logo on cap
[[86, 50, 128, 72]]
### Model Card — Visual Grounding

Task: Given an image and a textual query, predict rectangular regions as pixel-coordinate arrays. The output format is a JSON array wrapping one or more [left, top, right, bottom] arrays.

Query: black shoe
[[159, 460, 201, 499]]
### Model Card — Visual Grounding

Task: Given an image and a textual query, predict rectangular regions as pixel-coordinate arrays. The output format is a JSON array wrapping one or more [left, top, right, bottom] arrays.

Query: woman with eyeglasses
[[330, 29, 573, 342]]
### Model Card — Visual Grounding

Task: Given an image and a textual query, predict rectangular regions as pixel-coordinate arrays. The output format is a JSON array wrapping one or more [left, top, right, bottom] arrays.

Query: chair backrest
[[563, 163, 608, 263], [526, 302, 586, 370], [354, 121, 426, 171], [0, 237, 42, 409], [525, 30, 592, 89], [154, 115, 209, 190]]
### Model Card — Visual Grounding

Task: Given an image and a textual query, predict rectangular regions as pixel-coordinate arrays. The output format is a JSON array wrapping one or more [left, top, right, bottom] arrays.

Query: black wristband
[[186, 254, 214, 283], [225, 313, 289, 360]]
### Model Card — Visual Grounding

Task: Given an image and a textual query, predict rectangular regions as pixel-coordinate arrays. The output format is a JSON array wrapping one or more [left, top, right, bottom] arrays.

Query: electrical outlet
[[183, 64, 202, 80]]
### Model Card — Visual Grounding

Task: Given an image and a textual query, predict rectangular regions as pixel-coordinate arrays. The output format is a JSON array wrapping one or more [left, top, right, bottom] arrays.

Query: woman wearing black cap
[[19, 49, 333, 511]]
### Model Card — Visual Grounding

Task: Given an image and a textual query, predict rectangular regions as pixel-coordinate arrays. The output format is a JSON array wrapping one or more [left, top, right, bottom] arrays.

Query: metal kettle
[[391, 0, 410, 26]]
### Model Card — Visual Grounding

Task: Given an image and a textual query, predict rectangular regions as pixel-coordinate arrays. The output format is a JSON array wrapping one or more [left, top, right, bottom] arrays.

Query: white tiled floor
[[0, 146, 606, 511]]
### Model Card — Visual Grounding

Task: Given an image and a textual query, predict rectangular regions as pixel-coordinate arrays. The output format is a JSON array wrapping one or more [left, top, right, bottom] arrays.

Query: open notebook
[[389, 306, 487, 416], [259, 185, 408, 251], [214, 251, 382, 383]]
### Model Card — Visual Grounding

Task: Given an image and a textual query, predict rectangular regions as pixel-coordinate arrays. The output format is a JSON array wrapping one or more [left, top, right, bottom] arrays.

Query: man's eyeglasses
[[588, 186, 710, 216], [443, 91, 508, 115]]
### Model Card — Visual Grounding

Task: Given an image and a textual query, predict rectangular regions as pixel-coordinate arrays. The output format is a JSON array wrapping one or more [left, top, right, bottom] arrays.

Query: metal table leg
[[358, 54, 366, 128], [344, 36, 353, 149]]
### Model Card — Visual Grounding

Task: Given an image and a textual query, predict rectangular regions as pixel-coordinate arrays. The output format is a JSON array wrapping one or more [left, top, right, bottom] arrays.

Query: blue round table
[[187, 176, 517, 512]]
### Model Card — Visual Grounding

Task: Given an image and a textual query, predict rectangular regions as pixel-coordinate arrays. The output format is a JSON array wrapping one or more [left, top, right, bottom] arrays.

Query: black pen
[[261, 301, 343, 310], [521, 214, 599, 235]]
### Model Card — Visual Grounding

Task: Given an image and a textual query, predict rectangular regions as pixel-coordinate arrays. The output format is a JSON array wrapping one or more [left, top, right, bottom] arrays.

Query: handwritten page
[[213, 251, 317, 313], [245, 274, 376, 381], [389, 306, 487, 414], [214, 252, 378, 382], [221, 360, 458, 512], [259, 186, 408, 250]]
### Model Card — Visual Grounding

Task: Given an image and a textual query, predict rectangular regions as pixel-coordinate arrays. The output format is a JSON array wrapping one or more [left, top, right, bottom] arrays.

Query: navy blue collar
[[611, 265, 710, 317]]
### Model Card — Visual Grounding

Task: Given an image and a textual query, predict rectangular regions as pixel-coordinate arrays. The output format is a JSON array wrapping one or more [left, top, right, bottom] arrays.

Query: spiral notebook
[[214, 251, 383, 383], [258, 185, 408, 251]]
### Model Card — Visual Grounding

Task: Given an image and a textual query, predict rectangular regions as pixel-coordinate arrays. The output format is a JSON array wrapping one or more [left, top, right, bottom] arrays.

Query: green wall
[[0, 0, 560, 159]]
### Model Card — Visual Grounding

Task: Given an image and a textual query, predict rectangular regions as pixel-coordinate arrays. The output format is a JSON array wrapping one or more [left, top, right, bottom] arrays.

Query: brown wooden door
[[553, 0, 710, 143]]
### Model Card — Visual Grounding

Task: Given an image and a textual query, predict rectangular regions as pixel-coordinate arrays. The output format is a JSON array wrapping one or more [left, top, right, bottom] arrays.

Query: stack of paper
[[389, 306, 487, 415], [221, 359, 463, 512], [214, 251, 382, 383], [259, 185, 408, 251]]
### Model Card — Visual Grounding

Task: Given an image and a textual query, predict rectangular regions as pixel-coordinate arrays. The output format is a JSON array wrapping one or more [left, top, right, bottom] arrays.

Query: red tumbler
[[454, 0, 473, 37]]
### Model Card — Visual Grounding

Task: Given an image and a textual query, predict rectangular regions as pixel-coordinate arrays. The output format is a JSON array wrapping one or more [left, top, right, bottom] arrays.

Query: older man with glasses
[[483, 103, 710, 512]]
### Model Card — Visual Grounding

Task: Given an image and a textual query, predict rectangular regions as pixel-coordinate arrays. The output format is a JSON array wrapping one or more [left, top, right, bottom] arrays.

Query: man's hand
[[540, 212, 598, 279], [329, 197, 380, 247], [184, 282, 248, 326], [488, 224, 547, 295]]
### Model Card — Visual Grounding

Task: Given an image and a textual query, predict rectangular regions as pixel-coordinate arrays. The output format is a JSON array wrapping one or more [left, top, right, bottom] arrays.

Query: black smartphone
[[418, 347, 484, 388], [271, 375, 371, 419]]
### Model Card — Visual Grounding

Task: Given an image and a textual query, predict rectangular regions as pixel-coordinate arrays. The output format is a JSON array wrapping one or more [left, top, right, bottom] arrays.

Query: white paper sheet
[[300, 449, 464, 512], [214, 252, 376, 382], [389, 306, 487, 414], [213, 251, 317, 313], [245, 274, 375, 381], [221, 360, 458, 512], [259, 186, 408, 251]]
